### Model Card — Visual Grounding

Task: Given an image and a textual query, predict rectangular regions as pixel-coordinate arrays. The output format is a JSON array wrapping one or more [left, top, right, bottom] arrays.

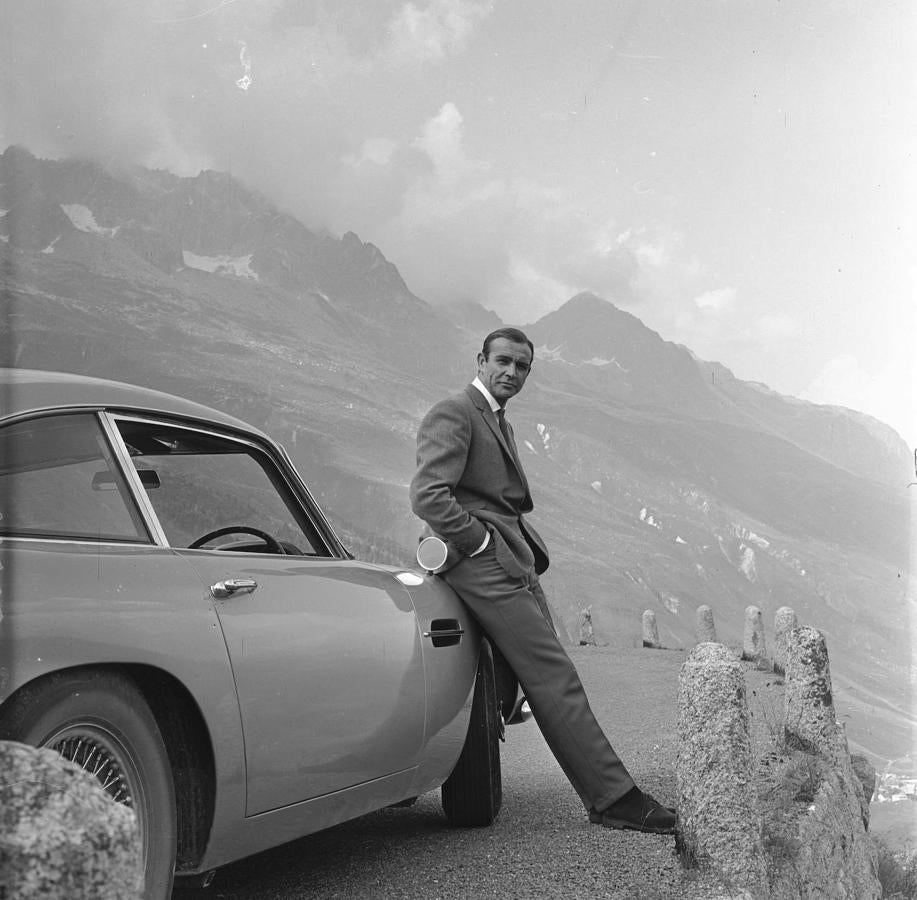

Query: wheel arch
[[0, 662, 217, 874]]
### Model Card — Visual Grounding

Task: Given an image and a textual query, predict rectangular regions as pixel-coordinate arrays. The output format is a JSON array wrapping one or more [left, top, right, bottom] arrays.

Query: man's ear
[[476, 351, 486, 369]]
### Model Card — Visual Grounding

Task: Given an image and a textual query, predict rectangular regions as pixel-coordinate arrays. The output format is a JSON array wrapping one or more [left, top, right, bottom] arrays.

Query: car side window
[[114, 418, 328, 556], [0, 413, 150, 542]]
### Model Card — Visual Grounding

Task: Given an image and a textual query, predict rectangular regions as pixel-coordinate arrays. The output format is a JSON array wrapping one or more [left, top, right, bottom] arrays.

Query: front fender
[[385, 569, 479, 795]]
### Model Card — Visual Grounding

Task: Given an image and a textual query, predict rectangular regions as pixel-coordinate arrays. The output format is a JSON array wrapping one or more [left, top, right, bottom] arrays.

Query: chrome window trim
[[98, 412, 168, 546], [273, 443, 351, 558], [103, 411, 340, 557], [0, 535, 157, 548]]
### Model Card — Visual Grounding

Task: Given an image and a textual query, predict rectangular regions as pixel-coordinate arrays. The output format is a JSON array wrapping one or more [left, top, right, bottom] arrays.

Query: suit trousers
[[444, 541, 635, 813]]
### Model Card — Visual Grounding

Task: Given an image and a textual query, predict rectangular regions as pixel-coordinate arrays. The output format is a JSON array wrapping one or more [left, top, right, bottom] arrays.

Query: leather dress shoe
[[589, 788, 677, 835]]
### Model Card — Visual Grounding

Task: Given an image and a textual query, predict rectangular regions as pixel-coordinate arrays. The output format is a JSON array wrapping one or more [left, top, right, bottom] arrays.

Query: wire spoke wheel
[[0, 671, 177, 900], [46, 724, 141, 813]]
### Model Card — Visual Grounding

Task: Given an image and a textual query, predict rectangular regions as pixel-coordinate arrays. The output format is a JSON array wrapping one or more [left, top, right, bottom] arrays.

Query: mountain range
[[1, 146, 913, 765]]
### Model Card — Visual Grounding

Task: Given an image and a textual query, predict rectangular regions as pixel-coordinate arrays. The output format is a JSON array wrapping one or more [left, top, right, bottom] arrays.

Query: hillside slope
[[1, 147, 912, 763]]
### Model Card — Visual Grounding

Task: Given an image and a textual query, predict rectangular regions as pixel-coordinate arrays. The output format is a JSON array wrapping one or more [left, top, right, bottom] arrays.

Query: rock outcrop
[[676, 626, 881, 898], [0, 740, 142, 899]]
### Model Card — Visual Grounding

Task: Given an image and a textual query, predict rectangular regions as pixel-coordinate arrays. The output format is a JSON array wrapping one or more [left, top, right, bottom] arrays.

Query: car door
[[111, 414, 426, 817]]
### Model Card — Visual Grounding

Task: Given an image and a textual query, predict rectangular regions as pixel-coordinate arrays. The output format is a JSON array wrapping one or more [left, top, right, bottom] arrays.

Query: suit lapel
[[465, 384, 530, 493]]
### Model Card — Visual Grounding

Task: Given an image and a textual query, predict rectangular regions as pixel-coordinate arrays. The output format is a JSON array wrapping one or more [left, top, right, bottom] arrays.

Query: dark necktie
[[497, 408, 518, 462], [497, 407, 528, 494]]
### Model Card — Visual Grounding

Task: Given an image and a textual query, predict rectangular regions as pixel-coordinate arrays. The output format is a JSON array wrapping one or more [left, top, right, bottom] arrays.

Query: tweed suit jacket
[[410, 384, 549, 579]]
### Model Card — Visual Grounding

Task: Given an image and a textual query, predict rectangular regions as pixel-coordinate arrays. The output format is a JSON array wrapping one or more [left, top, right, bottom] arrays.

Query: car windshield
[[115, 417, 327, 556]]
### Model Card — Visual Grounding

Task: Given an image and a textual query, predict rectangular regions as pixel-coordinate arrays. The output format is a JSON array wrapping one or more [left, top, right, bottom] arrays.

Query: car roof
[[0, 368, 266, 438]]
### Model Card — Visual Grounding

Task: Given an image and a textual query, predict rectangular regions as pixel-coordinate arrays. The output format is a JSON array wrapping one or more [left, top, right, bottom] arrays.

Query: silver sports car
[[0, 369, 516, 898]]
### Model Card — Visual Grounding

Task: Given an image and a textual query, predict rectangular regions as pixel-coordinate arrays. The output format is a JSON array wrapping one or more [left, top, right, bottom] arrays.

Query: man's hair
[[482, 327, 534, 361]]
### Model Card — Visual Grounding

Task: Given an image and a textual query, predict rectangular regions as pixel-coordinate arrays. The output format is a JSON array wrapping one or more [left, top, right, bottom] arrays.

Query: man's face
[[477, 338, 533, 405]]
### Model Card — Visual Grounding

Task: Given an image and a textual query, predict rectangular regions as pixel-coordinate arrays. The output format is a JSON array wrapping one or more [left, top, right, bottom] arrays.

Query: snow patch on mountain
[[732, 523, 806, 577], [523, 440, 536, 455], [42, 237, 60, 254], [583, 357, 629, 372], [675, 535, 687, 544], [772, 548, 807, 577], [532, 343, 628, 372], [61, 204, 119, 237], [732, 524, 770, 550], [681, 488, 711, 514], [183, 251, 259, 281], [739, 544, 757, 582], [534, 344, 563, 361], [639, 507, 661, 529], [662, 594, 680, 614], [591, 481, 602, 493], [536, 423, 551, 452]]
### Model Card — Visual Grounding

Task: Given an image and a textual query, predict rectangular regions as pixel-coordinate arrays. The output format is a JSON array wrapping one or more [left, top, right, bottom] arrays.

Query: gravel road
[[173, 645, 729, 900]]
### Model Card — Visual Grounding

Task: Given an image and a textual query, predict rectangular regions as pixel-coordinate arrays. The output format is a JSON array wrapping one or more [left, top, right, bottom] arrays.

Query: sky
[[2, 0, 915, 448]]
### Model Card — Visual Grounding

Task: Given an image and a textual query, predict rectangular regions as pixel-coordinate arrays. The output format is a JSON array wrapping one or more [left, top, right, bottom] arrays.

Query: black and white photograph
[[1, 2, 914, 897]]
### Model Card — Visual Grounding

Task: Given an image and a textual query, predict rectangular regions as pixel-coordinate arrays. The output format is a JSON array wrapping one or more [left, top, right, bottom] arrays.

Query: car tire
[[442, 638, 502, 826], [0, 670, 177, 900]]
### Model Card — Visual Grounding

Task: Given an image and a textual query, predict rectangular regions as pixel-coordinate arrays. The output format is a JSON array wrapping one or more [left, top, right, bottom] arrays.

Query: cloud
[[0, 3, 866, 400], [756, 313, 795, 339], [412, 102, 478, 181], [358, 102, 654, 321], [0, 2, 647, 323], [694, 287, 736, 312], [801, 354, 916, 445], [387, 0, 493, 63], [344, 138, 398, 168], [634, 241, 668, 268]]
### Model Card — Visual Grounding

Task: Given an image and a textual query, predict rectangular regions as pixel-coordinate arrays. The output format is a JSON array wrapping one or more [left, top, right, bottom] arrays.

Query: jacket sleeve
[[410, 396, 490, 555]]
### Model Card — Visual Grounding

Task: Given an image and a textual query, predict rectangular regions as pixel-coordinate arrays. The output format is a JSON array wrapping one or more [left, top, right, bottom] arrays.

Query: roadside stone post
[[579, 608, 595, 646], [741, 605, 767, 664], [772, 607, 797, 676], [783, 626, 837, 757], [642, 610, 660, 648], [694, 604, 717, 643], [676, 642, 768, 894], [775, 626, 881, 897]]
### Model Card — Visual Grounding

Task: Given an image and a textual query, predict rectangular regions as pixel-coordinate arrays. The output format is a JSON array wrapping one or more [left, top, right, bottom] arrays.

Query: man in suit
[[410, 327, 676, 834]]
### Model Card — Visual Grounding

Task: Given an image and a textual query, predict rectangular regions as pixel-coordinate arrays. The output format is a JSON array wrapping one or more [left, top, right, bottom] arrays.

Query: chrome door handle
[[210, 578, 258, 599]]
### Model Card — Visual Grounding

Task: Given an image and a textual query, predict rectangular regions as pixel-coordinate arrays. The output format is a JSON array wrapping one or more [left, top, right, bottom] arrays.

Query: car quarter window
[[113, 417, 328, 556], [0, 413, 150, 542]]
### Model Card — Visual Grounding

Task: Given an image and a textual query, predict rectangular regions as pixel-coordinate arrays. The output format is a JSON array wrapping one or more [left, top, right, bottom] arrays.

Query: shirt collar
[[471, 377, 502, 413]]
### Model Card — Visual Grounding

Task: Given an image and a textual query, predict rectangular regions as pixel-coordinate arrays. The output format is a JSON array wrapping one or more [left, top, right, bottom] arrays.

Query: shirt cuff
[[469, 530, 491, 557]]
